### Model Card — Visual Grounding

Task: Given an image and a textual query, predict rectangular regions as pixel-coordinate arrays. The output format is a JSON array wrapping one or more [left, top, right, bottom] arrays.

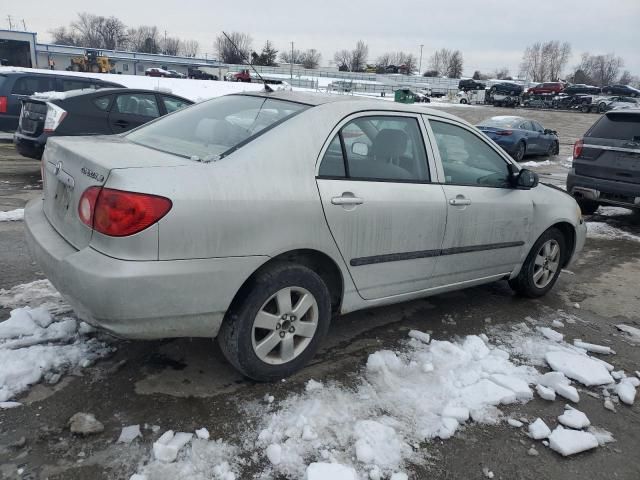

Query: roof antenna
[[222, 31, 273, 93]]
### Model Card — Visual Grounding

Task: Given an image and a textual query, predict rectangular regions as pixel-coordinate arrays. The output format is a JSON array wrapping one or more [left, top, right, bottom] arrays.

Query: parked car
[[145, 67, 171, 77], [489, 82, 524, 96], [166, 70, 186, 79], [562, 84, 601, 95], [591, 95, 639, 113], [14, 88, 193, 159], [24, 91, 586, 381], [527, 82, 564, 95], [551, 93, 592, 110], [412, 90, 430, 103], [476, 115, 559, 161], [567, 110, 640, 214], [458, 79, 485, 91], [188, 67, 217, 80], [234, 69, 252, 82], [601, 84, 640, 97], [0, 71, 123, 132]]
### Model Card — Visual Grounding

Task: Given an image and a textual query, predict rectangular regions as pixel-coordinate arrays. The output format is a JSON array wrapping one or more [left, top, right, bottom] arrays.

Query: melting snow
[[548, 427, 599, 456], [558, 406, 591, 429], [0, 208, 24, 222], [545, 351, 614, 386], [586, 222, 640, 243]]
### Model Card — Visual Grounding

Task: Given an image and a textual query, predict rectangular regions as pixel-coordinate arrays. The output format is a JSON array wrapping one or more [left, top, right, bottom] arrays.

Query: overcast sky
[[7, 0, 640, 76]]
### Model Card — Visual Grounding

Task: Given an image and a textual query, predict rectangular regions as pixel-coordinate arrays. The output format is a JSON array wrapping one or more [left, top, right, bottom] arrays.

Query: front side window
[[127, 95, 308, 161], [318, 116, 429, 182], [93, 96, 111, 111], [115, 93, 159, 117], [430, 120, 510, 188]]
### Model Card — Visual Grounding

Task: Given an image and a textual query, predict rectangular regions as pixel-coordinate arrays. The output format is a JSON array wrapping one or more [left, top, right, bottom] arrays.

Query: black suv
[[567, 110, 640, 214], [0, 71, 123, 132], [14, 88, 193, 159], [458, 79, 486, 91]]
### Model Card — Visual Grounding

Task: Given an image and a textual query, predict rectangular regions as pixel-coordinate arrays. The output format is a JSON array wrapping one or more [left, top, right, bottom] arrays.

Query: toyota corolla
[[25, 90, 586, 381]]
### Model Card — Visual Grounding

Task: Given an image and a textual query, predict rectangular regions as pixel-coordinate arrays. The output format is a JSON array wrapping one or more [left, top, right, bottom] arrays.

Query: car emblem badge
[[55, 161, 63, 176]]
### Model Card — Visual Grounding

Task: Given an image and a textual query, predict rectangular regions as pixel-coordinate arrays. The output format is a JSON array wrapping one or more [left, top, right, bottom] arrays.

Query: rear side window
[[93, 96, 112, 111], [126, 95, 308, 161], [586, 114, 640, 141], [61, 79, 90, 91], [161, 96, 191, 113], [115, 93, 159, 117], [12, 76, 55, 95]]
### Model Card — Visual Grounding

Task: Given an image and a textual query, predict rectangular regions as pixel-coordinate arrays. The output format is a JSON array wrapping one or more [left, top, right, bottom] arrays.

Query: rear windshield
[[126, 95, 308, 161], [479, 117, 522, 128], [586, 113, 640, 141]]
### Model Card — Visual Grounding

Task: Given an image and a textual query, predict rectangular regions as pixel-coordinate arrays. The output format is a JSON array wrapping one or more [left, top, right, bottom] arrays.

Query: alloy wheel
[[251, 286, 319, 365], [533, 239, 561, 288]]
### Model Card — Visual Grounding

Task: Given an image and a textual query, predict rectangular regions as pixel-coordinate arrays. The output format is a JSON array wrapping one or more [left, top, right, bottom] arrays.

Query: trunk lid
[[576, 112, 640, 185], [42, 135, 192, 250]]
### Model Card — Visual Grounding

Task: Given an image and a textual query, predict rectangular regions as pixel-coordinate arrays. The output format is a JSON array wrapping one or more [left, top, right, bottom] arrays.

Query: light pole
[[290, 41, 294, 80], [419, 44, 424, 75]]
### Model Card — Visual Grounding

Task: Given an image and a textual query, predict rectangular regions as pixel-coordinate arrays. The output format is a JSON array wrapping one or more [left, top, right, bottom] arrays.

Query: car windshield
[[479, 117, 522, 128], [126, 95, 308, 161]]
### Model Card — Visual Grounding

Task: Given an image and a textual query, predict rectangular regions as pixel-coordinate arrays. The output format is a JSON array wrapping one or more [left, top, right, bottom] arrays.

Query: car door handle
[[331, 194, 364, 205], [113, 120, 129, 128], [449, 197, 472, 206]]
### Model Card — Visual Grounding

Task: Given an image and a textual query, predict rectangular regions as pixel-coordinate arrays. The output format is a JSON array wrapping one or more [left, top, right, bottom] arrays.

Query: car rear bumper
[[567, 170, 640, 209], [24, 198, 268, 339], [14, 132, 46, 159]]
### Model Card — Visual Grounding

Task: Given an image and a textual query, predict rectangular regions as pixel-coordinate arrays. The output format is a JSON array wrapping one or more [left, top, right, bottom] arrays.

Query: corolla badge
[[54, 161, 63, 176]]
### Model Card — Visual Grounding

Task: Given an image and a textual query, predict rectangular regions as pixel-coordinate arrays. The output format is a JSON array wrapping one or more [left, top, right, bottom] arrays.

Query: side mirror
[[351, 142, 369, 157], [516, 168, 539, 189]]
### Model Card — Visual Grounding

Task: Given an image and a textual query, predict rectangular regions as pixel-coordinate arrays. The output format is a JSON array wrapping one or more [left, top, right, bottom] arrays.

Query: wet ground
[[0, 107, 639, 480]]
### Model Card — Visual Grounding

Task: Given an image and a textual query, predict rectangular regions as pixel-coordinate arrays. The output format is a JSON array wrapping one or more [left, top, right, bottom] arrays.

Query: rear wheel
[[547, 140, 559, 156], [512, 141, 526, 162], [576, 198, 599, 215], [509, 228, 566, 298], [459, 98, 468, 104], [217, 262, 331, 381]]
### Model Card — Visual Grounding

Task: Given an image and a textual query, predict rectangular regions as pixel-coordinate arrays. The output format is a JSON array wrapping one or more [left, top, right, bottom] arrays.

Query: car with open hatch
[[24, 90, 586, 381], [14, 88, 193, 159]]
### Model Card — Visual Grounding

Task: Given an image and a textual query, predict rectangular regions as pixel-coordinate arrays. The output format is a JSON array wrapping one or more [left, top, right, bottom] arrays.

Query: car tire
[[217, 262, 331, 381], [547, 140, 559, 156], [598, 102, 608, 113], [512, 141, 526, 162], [576, 198, 599, 215], [509, 227, 567, 298], [460, 98, 468, 104]]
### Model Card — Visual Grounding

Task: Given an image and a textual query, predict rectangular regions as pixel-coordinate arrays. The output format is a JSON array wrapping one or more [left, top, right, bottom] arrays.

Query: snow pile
[[0, 306, 110, 402], [250, 333, 537, 478], [135, 435, 241, 480], [0, 279, 71, 315], [586, 221, 640, 243], [0, 208, 24, 222], [616, 324, 640, 344], [520, 159, 555, 167], [548, 427, 599, 456]]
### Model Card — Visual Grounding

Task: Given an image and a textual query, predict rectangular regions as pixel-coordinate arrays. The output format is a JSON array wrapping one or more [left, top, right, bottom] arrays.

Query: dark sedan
[[562, 84, 601, 95], [601, 84, 640, 97], [476, 116, 559, 161], [14, 88, 193, 159]]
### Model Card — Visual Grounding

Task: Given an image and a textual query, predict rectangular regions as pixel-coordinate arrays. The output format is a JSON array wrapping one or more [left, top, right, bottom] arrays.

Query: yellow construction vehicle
[[67, 50, 114, 73]]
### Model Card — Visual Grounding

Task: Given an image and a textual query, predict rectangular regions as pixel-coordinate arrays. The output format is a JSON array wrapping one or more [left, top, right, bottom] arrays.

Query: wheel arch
[[226, 249, 345, 319], [549, 221, 576, 268]]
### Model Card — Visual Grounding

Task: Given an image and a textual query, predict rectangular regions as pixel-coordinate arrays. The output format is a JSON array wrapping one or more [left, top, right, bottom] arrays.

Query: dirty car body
[[24, 91, 586, 380]]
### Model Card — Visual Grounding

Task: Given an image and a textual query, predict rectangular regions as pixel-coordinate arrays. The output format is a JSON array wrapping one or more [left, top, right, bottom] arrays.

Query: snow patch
[[0, 209, 24, 222], [548, 426, 599, 456], [545, 351, 614, 386]]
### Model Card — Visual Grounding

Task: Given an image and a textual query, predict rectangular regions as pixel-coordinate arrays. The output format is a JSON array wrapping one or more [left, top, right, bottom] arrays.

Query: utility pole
[[419, 44, 424, 76], [22, 19, 26, 31], [164, 30, 167, 54], [7, 15, 13, 30], [290, 41, 294, 80]]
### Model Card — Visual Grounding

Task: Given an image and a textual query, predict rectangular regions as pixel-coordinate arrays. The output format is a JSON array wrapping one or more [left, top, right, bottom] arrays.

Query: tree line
[[50, 13, 200, 57]]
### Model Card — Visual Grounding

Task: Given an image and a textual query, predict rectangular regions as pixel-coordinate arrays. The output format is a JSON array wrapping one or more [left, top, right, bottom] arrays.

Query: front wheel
[[509, 228, 567, 298], [217, 262, 331, 381]]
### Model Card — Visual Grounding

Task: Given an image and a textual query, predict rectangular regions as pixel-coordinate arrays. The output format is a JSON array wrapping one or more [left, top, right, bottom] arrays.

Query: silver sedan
[[25, 90, 586, 380]]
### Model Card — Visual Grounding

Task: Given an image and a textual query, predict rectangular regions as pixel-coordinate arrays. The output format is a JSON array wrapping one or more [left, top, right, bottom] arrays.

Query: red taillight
[[497, 130, 513, 136], [0, 96, 7, 113], [573, 139, 584, 159], [78, 187, 172, 237]]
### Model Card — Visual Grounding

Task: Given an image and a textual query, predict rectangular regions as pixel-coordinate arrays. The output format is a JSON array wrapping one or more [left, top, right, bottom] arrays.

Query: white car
[[25, 91, 586, 381]]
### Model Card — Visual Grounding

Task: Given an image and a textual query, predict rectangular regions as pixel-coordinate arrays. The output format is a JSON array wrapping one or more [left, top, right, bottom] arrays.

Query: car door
[[425, 117, 533, 285], [108, 92, 160, 133], [519, 120, 540, 153], [532, 120, 553, 153], [316, 113, 448, 300]]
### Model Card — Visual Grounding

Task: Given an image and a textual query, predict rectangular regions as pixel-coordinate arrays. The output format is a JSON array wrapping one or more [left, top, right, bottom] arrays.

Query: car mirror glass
[[517, 169, 539, 189], [351, 142, 369, 157]]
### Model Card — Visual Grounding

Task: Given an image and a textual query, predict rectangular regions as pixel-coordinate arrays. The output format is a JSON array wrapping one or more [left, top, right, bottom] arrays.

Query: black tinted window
[[115, 93, 159, 117], [61, 79, 90, 91], [586, 114, 640, 141], [12, 76, 55, 95], [93, 96, 111, 111]]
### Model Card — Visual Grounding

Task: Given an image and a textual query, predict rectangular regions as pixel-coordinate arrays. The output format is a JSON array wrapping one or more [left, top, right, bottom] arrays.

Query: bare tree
[[619, 70, 632, 85], [71, 12, 103, 48], [50, 26, 80, 46], [280, 48, 304, 64], [573, 52, 624, 86], [301, 49, 321, 69], [446, 50, 463, 78], [215, 32, 252, 64], [126, 26, 160, 53], [493, 67, 510, 79], [333, 49, 351, 71], [376, 53, 392, 67], [472, 70, 489, 80], [377, 51, 417, 74], [161, 36, 181, 56], [520, 40, 571, 82], [428, 48, 452, 76], [349, 40, 368, 72], [181, 39, 199, 57], [99, 16, 127, 50]]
